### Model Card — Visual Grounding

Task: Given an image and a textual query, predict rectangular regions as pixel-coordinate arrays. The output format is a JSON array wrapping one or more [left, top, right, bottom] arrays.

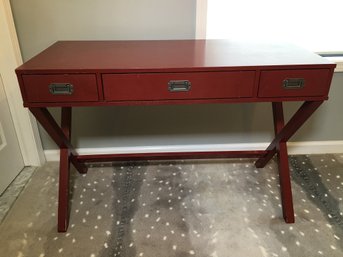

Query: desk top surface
[[17, 40, 334, 73]]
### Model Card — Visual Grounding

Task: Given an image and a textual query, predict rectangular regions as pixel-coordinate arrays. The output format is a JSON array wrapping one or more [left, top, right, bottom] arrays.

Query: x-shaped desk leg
[[29, 107, 87, 232], [29, 101, 323, 231], [255, 101, 323, 223]]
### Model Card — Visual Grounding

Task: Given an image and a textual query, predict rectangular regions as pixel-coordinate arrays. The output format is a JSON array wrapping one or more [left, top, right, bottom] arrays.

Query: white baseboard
[[287, 141, 343, 155], [44, 141, 343, 162]]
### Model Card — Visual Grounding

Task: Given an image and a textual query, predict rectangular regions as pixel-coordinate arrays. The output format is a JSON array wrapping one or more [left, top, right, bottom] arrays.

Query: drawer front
[[22, 74, 98, 102], [103, 71, 255, 101], [258, 69, 331, 98]]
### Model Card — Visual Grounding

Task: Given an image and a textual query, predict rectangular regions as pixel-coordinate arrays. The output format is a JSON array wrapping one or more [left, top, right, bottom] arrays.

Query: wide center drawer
[[22, 74, 98, 103], [102, 71, 256, 101]]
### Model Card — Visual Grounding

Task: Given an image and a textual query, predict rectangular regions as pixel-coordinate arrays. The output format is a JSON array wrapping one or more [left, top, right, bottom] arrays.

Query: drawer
[[103, 71, 255, 101], [22, 74, 98, 102], [258, 69, 331, 98]]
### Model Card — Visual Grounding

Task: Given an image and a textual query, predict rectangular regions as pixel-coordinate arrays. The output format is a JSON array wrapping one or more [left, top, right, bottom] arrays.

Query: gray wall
[[11, 0, 196, 61], [10, 0, 343, 150]]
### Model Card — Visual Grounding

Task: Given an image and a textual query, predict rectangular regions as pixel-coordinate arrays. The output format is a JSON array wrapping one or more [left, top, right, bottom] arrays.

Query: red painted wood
[[16, 40, 335, 107], [255, 101, 323, 168], [258, 69, 331, 98], [70, 154, 88, 174], [61, 107, 71, 138], [58, 107, 71, 232], [252, 70, 261, 97], [272, 102, 295, 223], [96, 73, 104, 101], [29, 107, 72, 149], [17, 41, 337, 231], [58, 148, 69, 232], [103, 71, 255, 101], [16, 40, 334, 73], [23, 95, 328, 108], [29, 107, 87, 174], [76, 150, 267, 163], [22, 74, 98, 103]]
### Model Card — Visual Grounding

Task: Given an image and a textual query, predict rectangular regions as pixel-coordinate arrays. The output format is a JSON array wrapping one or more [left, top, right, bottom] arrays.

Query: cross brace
[[29, 100, 323, 232]]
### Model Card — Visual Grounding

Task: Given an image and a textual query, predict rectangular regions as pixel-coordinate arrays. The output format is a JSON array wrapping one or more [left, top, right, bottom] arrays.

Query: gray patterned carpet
[[0, 154, 342, 257]]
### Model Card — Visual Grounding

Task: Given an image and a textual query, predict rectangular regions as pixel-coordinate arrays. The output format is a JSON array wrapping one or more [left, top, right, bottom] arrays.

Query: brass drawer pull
[[283, 78, 305, 89], [49, 83, 74, 95], [168, 80, 191, 92]]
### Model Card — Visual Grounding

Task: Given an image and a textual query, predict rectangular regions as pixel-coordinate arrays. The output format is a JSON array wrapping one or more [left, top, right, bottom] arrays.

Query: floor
[[0, 166, 36, 223], [0, 155, 343, 224], [0, 154, 342, 257]]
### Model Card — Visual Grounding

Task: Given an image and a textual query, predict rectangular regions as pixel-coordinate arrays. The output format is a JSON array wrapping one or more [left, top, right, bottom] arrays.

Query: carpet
[[0, 155, 342, 257]]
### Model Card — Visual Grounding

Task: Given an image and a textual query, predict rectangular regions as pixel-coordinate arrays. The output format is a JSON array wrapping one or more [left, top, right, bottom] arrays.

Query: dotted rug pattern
[[0, 155, 342, 257]]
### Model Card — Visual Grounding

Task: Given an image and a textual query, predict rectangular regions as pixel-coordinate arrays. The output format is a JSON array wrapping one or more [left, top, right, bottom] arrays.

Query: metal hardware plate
[[168, 80, 191, 92], [283, 78, 305, 89], [49, 83, 74, 95]]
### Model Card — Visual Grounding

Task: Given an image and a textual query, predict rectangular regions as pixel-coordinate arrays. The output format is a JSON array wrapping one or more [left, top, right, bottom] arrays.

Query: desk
[[16, 40, 336, 232]]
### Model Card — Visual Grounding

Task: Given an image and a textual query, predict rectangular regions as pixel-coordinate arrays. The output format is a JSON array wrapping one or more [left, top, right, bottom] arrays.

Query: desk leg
[[255, 101, 323, 168], [29, 107, 87, 174], [29, 107, 88, 232], [255, 101, 322, 223], [272, 102, 294, 223], [58, 107, 72, 232]]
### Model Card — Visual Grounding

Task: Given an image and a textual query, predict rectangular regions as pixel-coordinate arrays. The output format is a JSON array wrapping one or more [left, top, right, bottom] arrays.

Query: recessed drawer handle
[[283, 78, 305, 89], [168, 80, 191, 92], [49, 83, 74, 95]]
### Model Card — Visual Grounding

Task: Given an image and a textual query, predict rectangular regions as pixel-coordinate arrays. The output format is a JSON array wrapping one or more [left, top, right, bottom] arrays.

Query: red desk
[[16, 40, 336, 232]]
